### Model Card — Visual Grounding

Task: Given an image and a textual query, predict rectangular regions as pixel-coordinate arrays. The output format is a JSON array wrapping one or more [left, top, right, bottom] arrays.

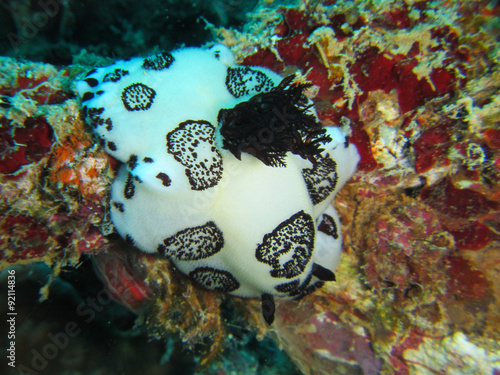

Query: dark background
[[0, 0, 259, 64]]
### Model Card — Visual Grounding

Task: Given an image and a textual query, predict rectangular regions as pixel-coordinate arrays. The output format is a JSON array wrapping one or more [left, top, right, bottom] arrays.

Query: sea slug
[[76, 45, 359, 324]]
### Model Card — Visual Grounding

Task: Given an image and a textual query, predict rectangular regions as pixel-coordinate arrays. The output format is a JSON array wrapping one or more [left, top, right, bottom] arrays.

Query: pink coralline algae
[[0, 58, 110, 269], [274, 299, 382, 375], [0, 116, 54, 174], [361, 201, 451, 298], [92, 247, 155, 314], [1, 0, 500, 374]]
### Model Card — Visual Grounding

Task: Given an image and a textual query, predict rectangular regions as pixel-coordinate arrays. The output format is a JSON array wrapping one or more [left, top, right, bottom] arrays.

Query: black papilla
[[218, 75, 332, 167]]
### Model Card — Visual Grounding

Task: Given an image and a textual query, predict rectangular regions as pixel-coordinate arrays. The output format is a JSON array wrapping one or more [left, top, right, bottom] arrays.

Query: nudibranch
[[76, 45, 359, 324]]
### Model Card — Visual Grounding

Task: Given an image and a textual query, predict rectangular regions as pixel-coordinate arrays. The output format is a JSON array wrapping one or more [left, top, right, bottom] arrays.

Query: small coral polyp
[[76, 45, 359, 323]]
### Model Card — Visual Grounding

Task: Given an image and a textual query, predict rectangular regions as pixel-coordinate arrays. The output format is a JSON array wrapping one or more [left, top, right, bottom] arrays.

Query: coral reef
[[212, 0, 500, 373], [1, 0, 500, 374]]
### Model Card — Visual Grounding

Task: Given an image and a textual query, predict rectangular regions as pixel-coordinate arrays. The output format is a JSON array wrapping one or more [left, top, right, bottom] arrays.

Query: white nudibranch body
[[76, 45, 359, 323]]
